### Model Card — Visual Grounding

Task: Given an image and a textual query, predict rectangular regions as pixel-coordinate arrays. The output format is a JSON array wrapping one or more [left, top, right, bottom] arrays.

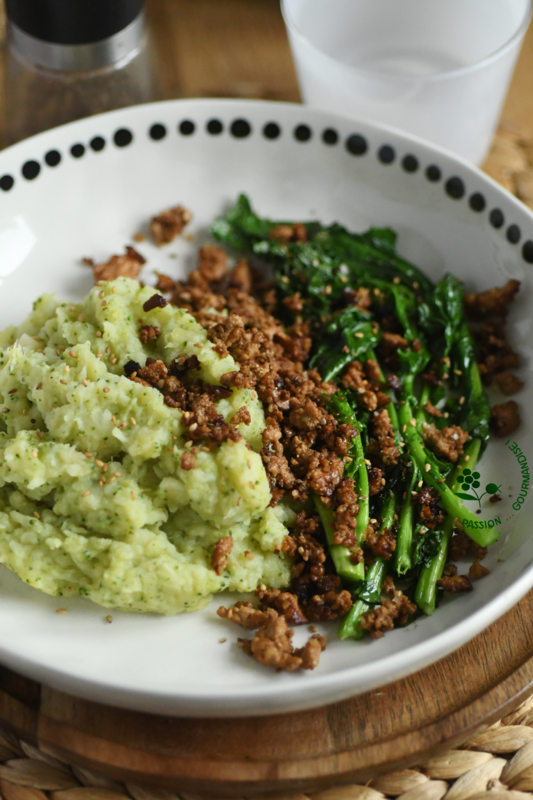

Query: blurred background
[[0, 0, 532, 204]]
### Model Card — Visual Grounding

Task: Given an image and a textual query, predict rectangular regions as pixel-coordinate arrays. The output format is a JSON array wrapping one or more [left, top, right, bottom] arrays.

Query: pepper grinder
[[4, 0, 159, 145]]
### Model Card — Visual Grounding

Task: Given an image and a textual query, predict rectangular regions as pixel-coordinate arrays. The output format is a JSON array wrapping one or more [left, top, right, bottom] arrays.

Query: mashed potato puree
[[0, 278, 293, 614]]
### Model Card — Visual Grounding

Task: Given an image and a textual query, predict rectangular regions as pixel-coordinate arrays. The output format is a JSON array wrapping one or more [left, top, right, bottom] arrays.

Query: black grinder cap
[[5, 0, 145, 45]]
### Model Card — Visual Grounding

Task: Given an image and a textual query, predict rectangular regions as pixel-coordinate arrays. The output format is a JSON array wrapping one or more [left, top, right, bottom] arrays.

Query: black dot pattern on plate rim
[[507, 224, 521, 244], [345, 133, 368, 156], [113, 128, 133, 147], [490, 208, 505, 228], [263, 122, 280, 140], [426, 165, 441, 182], [322, 128, 338, 145], [90, 136, 105, 152], [445, 176, 465, 200], [22, 160, 40, 180], [378, 145, 395, 164], [469, 192, 486, 212], [523, 240, 533, 263], [179, 120, 195, 136], [2, 115, 531, 263], [0, 175, 14, 191], [294, 124, 312, 142], [402, 154, 418, 173], [206, 119, 223, 135], [45, 150, 61, 167], [230, 118, 251, 138], [149, 123, 167, 141]]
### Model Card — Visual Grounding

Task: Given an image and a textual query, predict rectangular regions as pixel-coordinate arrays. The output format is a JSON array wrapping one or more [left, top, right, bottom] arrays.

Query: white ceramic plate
[[0, 99, 532, 718]]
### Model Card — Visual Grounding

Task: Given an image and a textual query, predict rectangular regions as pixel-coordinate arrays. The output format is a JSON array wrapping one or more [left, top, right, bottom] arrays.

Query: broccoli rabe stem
[[415, 518, 452, 616], [339, 558, 387, 640], [398, 401, 499, 547], [395, 461, 421, 575], [313, 495, 365, 583], [414, 438, 482, 614]]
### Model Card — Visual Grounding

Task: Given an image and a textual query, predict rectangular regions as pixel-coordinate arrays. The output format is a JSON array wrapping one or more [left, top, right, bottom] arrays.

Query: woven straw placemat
[[1, 695, 533, 800], [0, 125, 532, 800]]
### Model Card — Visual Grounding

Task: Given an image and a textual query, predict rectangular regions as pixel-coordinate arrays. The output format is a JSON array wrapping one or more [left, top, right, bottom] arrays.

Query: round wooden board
[[0, 592, 532, 797]]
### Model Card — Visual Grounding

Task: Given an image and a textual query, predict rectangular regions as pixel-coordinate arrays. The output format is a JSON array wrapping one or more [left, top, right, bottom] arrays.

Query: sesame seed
[[99, 291, 105, 299], [95, 459, 104, 467], [96, 331, 102, 338], [33, 336, 43, 342], [101, 300, 108, 307], [219, 637, 227, 643], [106, 347, 111, 353], [237, 497, 242, 506], [78, 314, 84, 323], [402, 424, 407, 433], [454, 369, 462, 376], [82, 379, 89, 387], [113, 472, 122, 478], [413, 281, 419, 289], [412, 490, 418, 496], [459, 396, 465, 405], [22, 409, 27, 415], [425, 463, 431, 473], [33, 511, 40, 519], [98, 480, 105, 487], [36, 383, 43, 390], [112, 415, 117, 425], [364, 458, 372, 466], [108, 476, 116, 484], [112, 287, 117, 294], [82, 491, 91, 497], [131, 492, 136, 500], [354, 332, 364, 338], [409, 418, 416, 427], [64, 365, 70, 373], [8, 388, 17, 395], [102, 464, 108, 472], [202, 446, 210, 452], [106, 615, 113, 623], [31, 450, 37, 458], [60, 379, 67, 385], [118, 422, 126, 428], [56, 608, 67, 614], [393, 277, 401, 284], [96, 353, 103, 358], [418, 480, 423, 487], [247, 460, 252, 469], [1, 408, 8, 414], [189, 422, 198, 432], [464, 455, 470, 462], [84, 452, 94, 458], [185, 441, 193, 449], [36, 431, 42, 440], [69, 350, 77, 358], [103, 387, 110, 393], [130, 417, 136, 425]]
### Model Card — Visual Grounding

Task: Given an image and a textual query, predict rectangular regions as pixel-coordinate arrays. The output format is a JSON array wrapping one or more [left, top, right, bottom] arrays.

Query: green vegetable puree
[[0, 278, 293, 614]]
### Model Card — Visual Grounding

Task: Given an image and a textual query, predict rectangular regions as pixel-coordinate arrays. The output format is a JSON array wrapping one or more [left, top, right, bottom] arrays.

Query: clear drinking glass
[[282, 0, 532, 164]]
